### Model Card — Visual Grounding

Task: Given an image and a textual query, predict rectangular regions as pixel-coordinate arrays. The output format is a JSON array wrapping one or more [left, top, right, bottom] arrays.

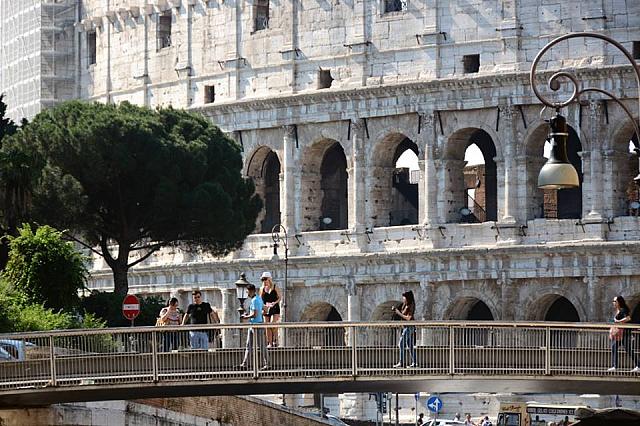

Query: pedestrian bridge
[[1, 321, 639, 407]]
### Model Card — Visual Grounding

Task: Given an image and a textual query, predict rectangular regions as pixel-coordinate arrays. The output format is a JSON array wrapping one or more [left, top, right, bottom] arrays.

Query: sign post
[[122, 294, 141, 326]]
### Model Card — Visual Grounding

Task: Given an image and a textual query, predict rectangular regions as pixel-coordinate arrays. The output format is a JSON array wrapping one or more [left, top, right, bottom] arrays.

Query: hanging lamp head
[[537, 112, 580, 189]]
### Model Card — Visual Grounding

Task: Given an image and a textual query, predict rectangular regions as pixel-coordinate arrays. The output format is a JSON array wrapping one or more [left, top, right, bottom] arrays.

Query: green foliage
[[0, 94, 17, 140], [3, 224, 88, 312], [23, 101, 261, 294], [0, 280, 99, 333], [81, 291, 166, 327]]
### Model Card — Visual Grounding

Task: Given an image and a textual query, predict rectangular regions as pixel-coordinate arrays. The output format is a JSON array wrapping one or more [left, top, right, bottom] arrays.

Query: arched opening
[[320, 143, 348, 230], [444, 129, 497, 223], [300, 140, 348, 231], [447, 297, 494, 346], [541, 127, 583, 219], [298, 302, 344, 347], [544, 296, 580, 348], [390, 141, 419, 226], [245, 147, 281, 233], [370, 134, 419, 227], [370, 300, 403, 346]]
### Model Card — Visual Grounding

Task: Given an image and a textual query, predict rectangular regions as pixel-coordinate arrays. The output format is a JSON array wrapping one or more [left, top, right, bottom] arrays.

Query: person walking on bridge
[[608, 295, 640, 372], [393, 290, 417, 368], [240, 283, 269, 370], [182, 290, 217, 350]]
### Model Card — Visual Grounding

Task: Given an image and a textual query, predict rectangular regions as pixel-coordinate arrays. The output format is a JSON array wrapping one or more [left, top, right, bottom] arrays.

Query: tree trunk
[[112, 259, 130, 295]]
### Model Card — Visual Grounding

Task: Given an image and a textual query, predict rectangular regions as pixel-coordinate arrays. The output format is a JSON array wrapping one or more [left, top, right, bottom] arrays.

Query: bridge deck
[[0, 321, 638, 406]]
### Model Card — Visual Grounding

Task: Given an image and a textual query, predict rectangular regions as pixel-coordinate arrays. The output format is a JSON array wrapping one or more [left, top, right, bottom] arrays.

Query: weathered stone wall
[[0, 397, 333, 426]]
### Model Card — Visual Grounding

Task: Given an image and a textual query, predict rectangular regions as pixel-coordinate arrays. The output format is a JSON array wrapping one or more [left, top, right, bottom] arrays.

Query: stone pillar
[[346, 278, 360, 346], [586, 101, 605, 220], [282, 125, 299, 234], [420, 112, 438, 226], [499, 105, 518, 223], [499, 277, 514, 320], [221, 288, 240, 348], [585, 275, 601, 322], [349, 118, 367, 232]]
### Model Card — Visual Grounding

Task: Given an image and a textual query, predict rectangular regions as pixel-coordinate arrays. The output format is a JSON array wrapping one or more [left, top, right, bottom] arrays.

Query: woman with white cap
[[260, 271, 282, 347]]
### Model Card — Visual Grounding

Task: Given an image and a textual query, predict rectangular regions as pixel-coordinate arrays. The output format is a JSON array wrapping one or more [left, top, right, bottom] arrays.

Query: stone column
[[221, 288, 240, 348], [585, 275, 601, 322], [420, 112, 438, 226], [499, 105, 518, 223], [346, 278, 360, 346], [349, 118, 367, 232], [282, 125, 299, 234], [499, 276, 514, 320], [586, 101, 605, 220]]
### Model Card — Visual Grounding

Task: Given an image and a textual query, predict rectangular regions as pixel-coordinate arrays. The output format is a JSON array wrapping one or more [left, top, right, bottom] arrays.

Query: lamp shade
[[234, 273, 250, 301], [537, 113, 580, 190]]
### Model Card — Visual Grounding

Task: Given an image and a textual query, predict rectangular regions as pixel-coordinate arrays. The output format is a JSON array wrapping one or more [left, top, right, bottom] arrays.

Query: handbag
[[609, 326, 623, 341], [155, 316, 169, 327]]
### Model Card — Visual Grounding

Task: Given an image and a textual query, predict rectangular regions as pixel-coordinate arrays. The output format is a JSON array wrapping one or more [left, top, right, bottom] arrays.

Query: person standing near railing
[[239, 283, 269, 370], [157, 297, 182, 351], [608, 295, 640, 372], [393, 290, 417, 368], [260, 271, 282, 348], [182, 290, 217, 350]]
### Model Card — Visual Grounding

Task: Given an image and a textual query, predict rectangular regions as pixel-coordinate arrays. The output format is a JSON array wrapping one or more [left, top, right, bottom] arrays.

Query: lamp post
[[271, 224, 288, 342], [234, 273, 250, 315], [530, 32, 640, 188]]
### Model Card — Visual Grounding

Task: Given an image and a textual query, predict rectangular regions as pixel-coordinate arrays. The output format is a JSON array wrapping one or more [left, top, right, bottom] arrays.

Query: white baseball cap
[[260, 271, 272, 280]]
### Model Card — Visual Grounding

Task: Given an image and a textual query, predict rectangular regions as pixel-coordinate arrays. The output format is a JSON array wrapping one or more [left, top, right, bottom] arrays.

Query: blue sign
[[426, 396, 443, 413]]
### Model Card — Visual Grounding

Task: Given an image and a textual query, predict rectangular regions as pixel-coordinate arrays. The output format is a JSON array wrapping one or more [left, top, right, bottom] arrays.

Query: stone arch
[[527, 293, 582, 322], [298, 302, 345, 347], [245, 146, 281, 233], [442, 128, 497, 223], [369, 300, 403, 347], [369, 133, 419, 227], [300, 139, 348, 231], [445, 296, 496, 346], [523, 122, 583, 219], [606, 116, 639, 217]]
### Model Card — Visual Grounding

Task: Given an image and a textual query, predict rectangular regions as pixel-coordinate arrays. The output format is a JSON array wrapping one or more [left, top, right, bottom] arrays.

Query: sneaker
[[607, 366, 616, 372], [632, 366, 640, 373], [260, 364, 270, 371], [267, 344, 272, 348], [408, 363, 418, 368], [238, 363, 247, 369], [393, 362, 402, 368]]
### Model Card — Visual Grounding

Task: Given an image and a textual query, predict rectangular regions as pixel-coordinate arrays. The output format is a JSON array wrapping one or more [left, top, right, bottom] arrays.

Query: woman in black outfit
[[260, 271, 282, 348], [608, 295, 640, 372]]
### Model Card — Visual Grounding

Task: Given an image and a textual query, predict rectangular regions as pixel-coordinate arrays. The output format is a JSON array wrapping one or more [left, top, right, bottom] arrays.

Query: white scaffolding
[[0, 0, 78, 122]]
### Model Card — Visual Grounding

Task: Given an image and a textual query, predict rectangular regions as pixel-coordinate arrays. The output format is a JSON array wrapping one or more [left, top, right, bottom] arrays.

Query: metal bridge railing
[[0, 321, 639, 392]]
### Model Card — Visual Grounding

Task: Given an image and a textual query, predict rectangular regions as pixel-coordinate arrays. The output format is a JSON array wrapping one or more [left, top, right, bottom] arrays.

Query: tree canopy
[[21, 101, 261, 294]]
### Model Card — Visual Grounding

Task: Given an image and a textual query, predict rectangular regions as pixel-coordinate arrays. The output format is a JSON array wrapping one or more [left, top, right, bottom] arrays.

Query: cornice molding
[[191, 64, 637, 131]]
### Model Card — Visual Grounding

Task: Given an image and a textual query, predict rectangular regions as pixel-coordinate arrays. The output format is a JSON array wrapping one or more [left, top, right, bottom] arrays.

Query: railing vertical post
[[449, 326, 455, 375], [252, 327, 259, 379], [151, 331, 159, 383], [545, 327, 551, 376], [351, 325, 358, 377], [49, 335, 57, 387]]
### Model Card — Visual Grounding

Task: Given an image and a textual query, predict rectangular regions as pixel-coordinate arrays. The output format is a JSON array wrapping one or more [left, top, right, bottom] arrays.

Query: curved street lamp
[[234, 273, 250, 315], [530, 32, 640, 189], [271, 224, 288, 338]]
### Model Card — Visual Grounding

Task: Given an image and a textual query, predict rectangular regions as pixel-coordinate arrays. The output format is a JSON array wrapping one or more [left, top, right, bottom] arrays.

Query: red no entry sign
[[122, 294, 140, 321]]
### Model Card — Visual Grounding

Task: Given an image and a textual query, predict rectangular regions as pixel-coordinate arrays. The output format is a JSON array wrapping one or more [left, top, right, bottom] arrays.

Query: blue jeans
[[398, 326, 416, 365], [611, 333, 639, 368], [189, 331, 208, 349]]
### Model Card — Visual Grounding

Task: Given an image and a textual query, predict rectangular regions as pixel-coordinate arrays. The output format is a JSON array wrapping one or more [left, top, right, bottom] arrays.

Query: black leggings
[[611, 334, 640, 368]]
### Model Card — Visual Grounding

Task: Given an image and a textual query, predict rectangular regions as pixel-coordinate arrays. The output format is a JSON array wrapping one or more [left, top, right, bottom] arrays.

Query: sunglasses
[[261, 277, 269, 281]]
